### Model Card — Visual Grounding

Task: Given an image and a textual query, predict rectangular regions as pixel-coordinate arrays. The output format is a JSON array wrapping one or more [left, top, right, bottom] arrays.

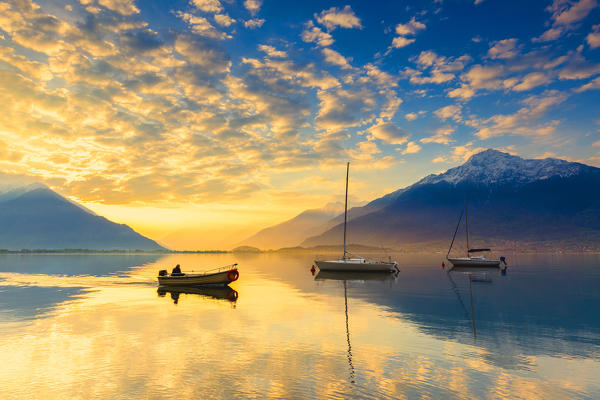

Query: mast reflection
[[315, 270, 398, 384]]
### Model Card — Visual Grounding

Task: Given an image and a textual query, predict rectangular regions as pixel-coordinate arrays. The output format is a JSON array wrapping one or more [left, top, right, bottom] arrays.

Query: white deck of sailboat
[[446, 256, 501, 267], [315, 258, 398, 272]]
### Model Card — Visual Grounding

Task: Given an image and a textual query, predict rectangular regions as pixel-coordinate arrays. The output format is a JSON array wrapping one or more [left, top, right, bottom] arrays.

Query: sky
[[0, 0, 599, 249]]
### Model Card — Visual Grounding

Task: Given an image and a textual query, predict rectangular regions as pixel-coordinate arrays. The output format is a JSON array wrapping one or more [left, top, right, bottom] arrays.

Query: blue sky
[[0, 0, 599, 247]]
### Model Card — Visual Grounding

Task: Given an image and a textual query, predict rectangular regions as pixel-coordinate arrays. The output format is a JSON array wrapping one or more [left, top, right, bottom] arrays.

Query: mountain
[[302, 149, 600, 250], [0, 184, 166, 251], [239, 203, 342, 249]]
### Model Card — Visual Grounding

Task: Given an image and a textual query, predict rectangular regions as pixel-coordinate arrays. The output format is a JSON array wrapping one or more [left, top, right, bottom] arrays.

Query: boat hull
[[158, 269, 237, 286], [447, 257, 500, 268], [315, 270, 397, 281], [315, 260, 398, 272]]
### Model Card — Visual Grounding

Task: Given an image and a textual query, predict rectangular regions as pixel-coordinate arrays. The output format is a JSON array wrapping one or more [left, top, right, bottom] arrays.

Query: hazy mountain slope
[[240, 204, 342, 249], [302, 150, 600, 249], [0, 186, 166, 250]]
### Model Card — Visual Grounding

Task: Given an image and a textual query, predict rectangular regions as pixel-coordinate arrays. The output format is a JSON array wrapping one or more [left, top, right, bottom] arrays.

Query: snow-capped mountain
[[418, 149, 591, 186], [301, 149, 600, 250]]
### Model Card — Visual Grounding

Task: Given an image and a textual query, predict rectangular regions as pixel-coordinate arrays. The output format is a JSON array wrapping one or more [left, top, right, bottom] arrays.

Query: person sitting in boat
[[172, 264, 182, 275]]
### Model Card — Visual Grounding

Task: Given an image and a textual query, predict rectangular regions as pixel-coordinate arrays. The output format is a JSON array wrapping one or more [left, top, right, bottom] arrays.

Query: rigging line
[[446, 271, 470, 319], [447, 209, 464, 258]]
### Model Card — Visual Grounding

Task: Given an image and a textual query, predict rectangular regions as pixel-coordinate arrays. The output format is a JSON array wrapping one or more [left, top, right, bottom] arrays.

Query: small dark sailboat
[[446, 200, 506, 268]]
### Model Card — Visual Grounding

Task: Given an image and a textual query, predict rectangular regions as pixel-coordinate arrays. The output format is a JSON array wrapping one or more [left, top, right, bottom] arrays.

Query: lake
[[0, 253, 598, 399]]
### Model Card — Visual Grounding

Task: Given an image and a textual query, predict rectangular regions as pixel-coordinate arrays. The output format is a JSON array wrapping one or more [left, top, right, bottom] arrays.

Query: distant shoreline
[[1, 244, 598, 255], [0, 249, 229, 255]]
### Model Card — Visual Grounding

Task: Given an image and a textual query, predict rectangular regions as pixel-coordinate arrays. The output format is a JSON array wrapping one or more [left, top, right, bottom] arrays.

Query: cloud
[[98, 0, 140, 15], [402, 51, 471, 85], [420, 126, 455, 145], [175, 35, 231, 73], [177, 12, 231, 39], [0, 0, 374, 208], [533, 27, 564, 42], [348, 140, 381, 160], [315, 87, 377, 133], [558, 51, 600, 79], [301, 21, 334, 47], [191, 0, 223, 13], [244, 0, 262, 16], [487, 38, 519, 59], [394, 17, 426, 36], [315, 5, 362, 31], [549, 0, 597, 26], [405, 113, 418, 121], [575, 75, 600, 91], [391, 37, 415, 48], [390, 17, 425, 49], [401, 141, 421, 155], [434, 104, 462, 121], [214, 14, 235, 27], [244, 18, 265, 29], [448, 64, 506, 99], [452, 142, 486, 161], [322, 48, 352, 69], [512, 72, 550, 91], [258, 44, 287, 58], [364, 64, 398, 87], [587, 24, 600, 48], [367, 121, 409, 144], [468, 90, 567, 139], [533, 0, 598, 42]]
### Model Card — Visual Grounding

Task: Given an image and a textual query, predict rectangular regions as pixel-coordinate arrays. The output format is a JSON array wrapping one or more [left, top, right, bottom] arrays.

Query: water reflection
[[157, 286, 239, 304], [0, 285, 90, 322], [314, 270, 398, 385], [0, 253, 597, 399], [446, 266, 507, 338], [0, 254, 162, 276]]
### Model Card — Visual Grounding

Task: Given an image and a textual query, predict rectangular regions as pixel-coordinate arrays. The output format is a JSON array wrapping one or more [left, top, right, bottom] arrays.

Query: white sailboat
[[446, 200, 506, 268], [314, 162, 399, 272]]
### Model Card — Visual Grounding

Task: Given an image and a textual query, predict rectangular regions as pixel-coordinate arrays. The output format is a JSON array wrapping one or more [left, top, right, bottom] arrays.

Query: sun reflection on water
[[0, 253, 598, 399]]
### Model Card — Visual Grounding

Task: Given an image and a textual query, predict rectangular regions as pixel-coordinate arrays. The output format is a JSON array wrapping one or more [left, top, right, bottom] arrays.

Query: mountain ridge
[[0, 185, 166, 251], [299, 149, 600, 250]]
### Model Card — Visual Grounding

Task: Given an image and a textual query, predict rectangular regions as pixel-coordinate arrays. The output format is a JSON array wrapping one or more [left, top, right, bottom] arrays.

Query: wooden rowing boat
[[157, 264, 239, 287]]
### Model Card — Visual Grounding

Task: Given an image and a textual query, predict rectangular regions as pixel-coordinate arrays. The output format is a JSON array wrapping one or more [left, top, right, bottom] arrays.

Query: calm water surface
[[0, 253, 598, 399]]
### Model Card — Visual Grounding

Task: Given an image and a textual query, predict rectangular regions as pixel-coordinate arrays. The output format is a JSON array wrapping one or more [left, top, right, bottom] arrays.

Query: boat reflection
[[447, 266, 507, 338], [449, 264, 507, 277], [313, 269, 398, 384], [157, 285, 238, 305], [314, 270, 399, 282]]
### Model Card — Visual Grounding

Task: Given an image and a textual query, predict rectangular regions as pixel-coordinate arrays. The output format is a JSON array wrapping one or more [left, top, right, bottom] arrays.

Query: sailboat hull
[[447, 257, 500, 268], [315, 259, 398, 272]]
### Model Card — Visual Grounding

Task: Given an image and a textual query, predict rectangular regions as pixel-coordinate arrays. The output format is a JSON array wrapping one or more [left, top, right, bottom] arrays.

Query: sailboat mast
[[464, 198, 470, 257], [343, 162, 349, 260]]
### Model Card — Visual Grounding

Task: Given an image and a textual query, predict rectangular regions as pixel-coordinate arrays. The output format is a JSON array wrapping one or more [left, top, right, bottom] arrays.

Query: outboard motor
[[158, 269, 168, 276], [500, 257, 508, 275]]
